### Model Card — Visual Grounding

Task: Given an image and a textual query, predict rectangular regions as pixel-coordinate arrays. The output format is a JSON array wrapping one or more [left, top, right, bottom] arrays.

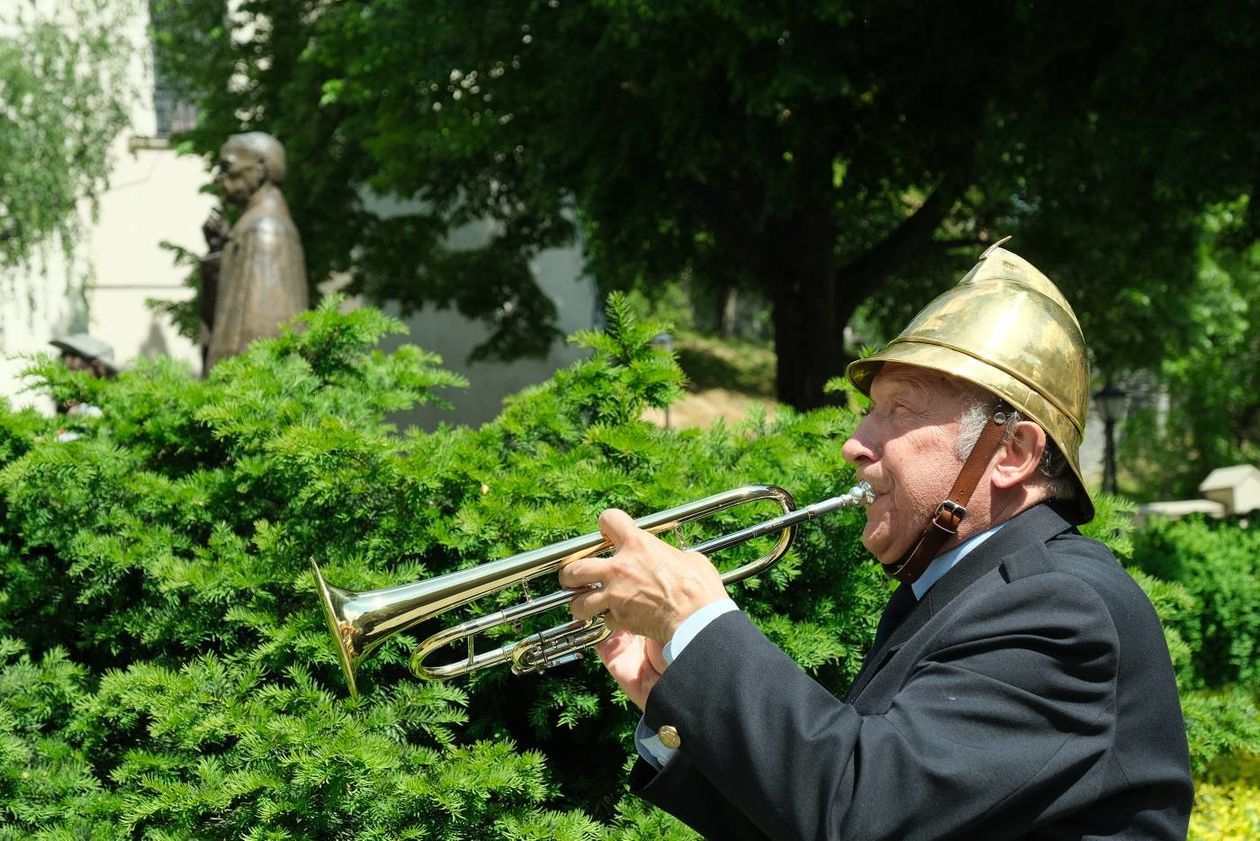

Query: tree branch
[[835, 184, 958, 301], [932, 236, 986, 251]]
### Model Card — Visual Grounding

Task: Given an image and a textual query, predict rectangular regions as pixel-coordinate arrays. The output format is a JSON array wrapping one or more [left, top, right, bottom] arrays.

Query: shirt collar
[[910, 522, 1007, 601]]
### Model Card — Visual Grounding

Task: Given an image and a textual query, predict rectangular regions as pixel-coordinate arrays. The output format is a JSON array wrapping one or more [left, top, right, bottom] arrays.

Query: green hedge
[[1130, 515, 1260, 691], [0, 295, 1253, 837], [0, 297, 883, 838], [1126, 512, 1260, 839]]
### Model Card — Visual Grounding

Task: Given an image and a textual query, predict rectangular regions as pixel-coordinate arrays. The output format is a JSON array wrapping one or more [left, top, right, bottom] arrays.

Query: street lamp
[[1094, 382, 1128, 495], [650, 331, 675, 429]]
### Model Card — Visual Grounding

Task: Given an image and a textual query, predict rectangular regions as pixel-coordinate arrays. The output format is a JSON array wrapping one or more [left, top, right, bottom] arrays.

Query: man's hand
[[560, 508, 729, 644], [596, 630, 667, 711], [202, 207, 228, 251]]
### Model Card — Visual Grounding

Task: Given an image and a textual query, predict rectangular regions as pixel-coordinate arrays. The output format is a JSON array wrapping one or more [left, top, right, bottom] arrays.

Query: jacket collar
[[917, 500, 1078, 615], [846, 501, 1079, 700]]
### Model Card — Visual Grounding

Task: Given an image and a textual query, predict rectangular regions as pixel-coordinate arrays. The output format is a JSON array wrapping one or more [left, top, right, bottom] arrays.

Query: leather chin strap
[[882, 403, 1013, 585]]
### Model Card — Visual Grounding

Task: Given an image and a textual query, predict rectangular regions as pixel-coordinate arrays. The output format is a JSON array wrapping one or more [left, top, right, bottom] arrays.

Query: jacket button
[[657, 725, 681, 750]]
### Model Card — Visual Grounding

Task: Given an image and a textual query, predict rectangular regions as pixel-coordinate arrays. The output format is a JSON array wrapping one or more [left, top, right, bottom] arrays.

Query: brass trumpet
[[312, 481, 873, 696]]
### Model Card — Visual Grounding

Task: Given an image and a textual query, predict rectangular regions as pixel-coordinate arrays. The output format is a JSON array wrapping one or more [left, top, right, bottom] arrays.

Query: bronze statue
[[200, 132, 309, 373]]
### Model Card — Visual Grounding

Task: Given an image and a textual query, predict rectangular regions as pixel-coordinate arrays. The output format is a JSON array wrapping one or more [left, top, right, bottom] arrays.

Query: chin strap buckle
[[882, 401, 1013, 585], [933, 500, 967, 532]]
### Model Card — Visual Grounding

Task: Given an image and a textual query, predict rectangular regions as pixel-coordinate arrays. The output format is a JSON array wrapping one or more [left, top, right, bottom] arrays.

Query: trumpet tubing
[[313, 481, 873, 695]]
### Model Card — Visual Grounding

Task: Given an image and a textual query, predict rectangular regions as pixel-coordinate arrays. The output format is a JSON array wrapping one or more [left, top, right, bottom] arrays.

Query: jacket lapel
[[844, 502, 1078, 702]]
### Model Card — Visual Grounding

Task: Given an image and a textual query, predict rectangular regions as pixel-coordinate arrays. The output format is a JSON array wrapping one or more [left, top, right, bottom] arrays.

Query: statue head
[[215, 132, 287, 205]]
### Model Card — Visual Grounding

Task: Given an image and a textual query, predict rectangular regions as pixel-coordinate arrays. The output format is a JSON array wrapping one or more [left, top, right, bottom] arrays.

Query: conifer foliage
[[0, 296, 1249, 836], [0, 295, 880, 838]]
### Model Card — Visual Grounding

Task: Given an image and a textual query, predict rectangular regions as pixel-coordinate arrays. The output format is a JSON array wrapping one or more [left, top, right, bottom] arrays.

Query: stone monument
[[200, 132, 309, 373]]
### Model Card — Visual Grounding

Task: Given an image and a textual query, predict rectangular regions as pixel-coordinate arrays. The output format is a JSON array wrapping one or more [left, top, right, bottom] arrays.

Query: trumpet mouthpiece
[[851, 481, 875, 506]]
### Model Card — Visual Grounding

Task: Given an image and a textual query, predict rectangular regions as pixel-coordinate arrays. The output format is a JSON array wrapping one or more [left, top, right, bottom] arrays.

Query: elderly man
[[560, 243, 1192, 840], [50, 333, 118, 382], [49, 333, 117, 433], [201, 131, 309, 373]]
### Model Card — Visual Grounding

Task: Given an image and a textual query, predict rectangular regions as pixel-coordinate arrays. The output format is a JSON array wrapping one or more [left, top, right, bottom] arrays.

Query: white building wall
[[0, 139, 209, 411], [376, 244, 597, 430], [339, 205, 598, 430], [0, 1, 207, 411], [77, 142, 211, 372]]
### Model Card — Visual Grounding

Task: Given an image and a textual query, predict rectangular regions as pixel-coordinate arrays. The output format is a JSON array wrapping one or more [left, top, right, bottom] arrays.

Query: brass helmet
[[846, 240, 1094, 522]]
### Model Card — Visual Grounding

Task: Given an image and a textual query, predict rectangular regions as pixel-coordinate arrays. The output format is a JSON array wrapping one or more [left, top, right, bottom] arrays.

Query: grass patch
[[674, 332, 777, 398]]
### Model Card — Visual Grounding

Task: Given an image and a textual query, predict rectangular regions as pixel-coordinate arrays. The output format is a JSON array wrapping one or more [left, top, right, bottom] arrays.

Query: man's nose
[[841, 418, 877, 466]]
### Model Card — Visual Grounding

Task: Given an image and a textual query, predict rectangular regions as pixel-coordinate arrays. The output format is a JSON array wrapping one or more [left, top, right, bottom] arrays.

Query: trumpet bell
[[312, 563, 364, 697], [313, 557, 479, 697]]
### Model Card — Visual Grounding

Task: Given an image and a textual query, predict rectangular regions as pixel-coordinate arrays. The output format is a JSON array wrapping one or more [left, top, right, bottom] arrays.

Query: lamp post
[[650, 331, 675, 429], [1094, 382, 1128, 495]]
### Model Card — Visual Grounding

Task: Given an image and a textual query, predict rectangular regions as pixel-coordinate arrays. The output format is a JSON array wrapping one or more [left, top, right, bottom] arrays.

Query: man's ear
[[991, 420, 1047, 489]]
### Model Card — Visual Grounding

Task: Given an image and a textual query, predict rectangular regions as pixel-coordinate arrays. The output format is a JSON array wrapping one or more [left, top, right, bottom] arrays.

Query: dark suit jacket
[[631, 502, 1193, 840]]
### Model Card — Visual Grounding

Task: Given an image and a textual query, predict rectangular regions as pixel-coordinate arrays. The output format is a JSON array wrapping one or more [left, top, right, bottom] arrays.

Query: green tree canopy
[[153, 0, 1260, 408], [0, 0, 134, 271], [1119, 205, 1260, 498]]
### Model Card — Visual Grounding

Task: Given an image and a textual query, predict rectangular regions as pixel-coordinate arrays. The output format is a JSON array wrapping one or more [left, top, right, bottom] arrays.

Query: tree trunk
[[771, 269, 845, 411], [678, 163, 956, 409], [768, 200, 958, 409]]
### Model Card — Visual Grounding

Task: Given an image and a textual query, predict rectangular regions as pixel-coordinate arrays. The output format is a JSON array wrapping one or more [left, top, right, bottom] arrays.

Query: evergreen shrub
[[1130, 516, 1260, 690], [0, 294, 1250, 837], [0, 296, 881, 837], [1127, 512, 1260, 834]]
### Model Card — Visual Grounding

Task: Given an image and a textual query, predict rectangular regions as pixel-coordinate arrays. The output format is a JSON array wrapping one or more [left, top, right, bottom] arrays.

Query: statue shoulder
[[234, 202, 300, 241]]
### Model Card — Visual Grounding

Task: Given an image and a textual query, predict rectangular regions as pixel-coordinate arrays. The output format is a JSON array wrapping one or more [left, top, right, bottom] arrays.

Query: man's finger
[[558, 557, 609, 589], [595, 629, 636, 665], [569, 587, 608, 622], [597, 508, 639, 548]]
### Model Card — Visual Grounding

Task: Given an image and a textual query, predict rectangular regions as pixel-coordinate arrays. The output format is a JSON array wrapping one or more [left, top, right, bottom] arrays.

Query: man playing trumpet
[[560, 243, 1193, 840]]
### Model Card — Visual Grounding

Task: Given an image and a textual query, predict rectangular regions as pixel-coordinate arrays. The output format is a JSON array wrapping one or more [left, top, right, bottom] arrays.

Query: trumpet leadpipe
[[690, 481, 874, 567]]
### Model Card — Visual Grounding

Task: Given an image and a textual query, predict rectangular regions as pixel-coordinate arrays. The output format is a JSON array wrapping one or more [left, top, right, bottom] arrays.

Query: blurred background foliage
[[0, 0, 136, 281], [142, 0, 1260, 502], [0, 301, 1255, 838], [148, 0, 1260, 418]]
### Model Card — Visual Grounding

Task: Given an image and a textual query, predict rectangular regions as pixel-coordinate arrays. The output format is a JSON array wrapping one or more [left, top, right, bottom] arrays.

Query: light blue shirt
[[634, 523, 1006, 769], [636, 598, 739, 767], [909, 521, 1006, 600]]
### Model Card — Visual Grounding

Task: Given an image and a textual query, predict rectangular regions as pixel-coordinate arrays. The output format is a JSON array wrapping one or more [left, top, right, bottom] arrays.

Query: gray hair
[[955, 396, 1076, 502], [226, 132, 287, 184]]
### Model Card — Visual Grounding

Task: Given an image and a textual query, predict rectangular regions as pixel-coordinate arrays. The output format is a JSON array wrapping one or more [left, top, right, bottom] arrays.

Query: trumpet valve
[[509, 617, 612, 675]]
